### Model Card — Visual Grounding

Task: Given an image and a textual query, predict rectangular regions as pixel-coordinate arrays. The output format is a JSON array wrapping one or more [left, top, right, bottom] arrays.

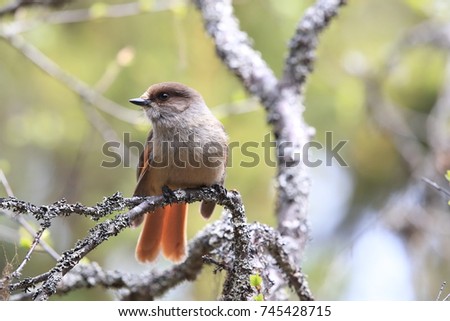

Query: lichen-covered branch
[[220, 191, 255, 300], [252, 223, 314, 301], [272, 0, 345, 259], [2, 188, 312, 301], [282, 0, 347, 88], [194, 0, 278, 104], [7, 219, 222, 300], [195, 0, 345, 299], [7, 222, 313, 301], [0, 186, 246, 300]]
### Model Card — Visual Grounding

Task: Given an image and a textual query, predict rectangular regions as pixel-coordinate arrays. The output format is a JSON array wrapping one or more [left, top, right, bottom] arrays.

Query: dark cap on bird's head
[[129, 82, 202, 110]]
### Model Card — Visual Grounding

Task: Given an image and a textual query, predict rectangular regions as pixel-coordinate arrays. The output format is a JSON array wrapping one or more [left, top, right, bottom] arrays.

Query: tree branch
[[273, 0, 345, 256], [220, 191, 254, 300], [194, 0, 278, 104], [1, 186, 256, 300], [0, 169, 61, 261], [0, 33, 140, 124], [0, 0, 71, 18], [10, 227, 46, 279], [422, 177, 450, 199], [251, 223, 314, 301], [282, 0, 347, 88], [42, 1, 180, 25], [195, 0, 345, 299], [7, 221, 313, 301], [2, 187, 312, 301]]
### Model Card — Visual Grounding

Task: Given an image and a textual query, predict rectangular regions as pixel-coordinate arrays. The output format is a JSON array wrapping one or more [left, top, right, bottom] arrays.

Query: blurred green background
[[0, 0, 449, 300]]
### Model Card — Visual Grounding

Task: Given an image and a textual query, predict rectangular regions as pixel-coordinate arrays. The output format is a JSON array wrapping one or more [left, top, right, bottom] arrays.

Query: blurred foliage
[[1, 0, 449, 300]]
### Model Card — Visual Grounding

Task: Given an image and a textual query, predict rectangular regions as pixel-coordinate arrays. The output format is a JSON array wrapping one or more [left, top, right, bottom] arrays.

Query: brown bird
[[129, 82, 228, 263]]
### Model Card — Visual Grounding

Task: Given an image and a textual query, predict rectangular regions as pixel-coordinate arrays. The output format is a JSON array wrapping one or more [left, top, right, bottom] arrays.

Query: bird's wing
[[132, 130, 153, 227], [136, 130, 153, 183]]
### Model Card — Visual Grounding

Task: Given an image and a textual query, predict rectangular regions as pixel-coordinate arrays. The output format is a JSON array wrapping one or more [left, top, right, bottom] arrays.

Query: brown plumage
[[130, 82, 227, 263]]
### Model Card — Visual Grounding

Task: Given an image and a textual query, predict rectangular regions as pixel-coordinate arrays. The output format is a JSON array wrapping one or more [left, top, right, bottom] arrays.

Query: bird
[[129, 82, 228, 263]]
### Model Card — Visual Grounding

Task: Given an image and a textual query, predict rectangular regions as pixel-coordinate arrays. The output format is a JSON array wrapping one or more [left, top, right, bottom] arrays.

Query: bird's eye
[[158, 92, 170, 100]]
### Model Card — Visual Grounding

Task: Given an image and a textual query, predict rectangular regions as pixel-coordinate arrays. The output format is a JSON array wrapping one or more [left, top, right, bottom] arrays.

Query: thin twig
[[362, 74, 424, 172], [44, 1, 184, 25], [0, 170, 14, 197], [422, 177, 450, 198], [0, 0, 23, 17], [2, 1, 185, 34], [436, 281, 447, 300], [10, 228, 46, 279], [93, 47, 139, 163], [0, 0, 72, 18], [7, 270, 50, 292], [0, 169, 60, 261], [0, 33, 140, 124], [212, 98, 260, 119], [0, 211, 60, 261]]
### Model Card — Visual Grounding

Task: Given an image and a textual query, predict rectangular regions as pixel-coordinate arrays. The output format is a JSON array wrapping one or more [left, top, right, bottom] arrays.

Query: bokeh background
[[0, 0, 449, 300]]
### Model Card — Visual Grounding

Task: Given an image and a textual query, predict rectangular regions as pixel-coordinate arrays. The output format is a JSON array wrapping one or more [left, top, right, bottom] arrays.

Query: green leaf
[[445, 170, 450, 182], [249, 274, 262, 287], [18, 227, 53, 250], [254, 293, 264, 301], [40, 229, 52, 246], [18, 227, 33, 248], [80, 257, 91, 265]]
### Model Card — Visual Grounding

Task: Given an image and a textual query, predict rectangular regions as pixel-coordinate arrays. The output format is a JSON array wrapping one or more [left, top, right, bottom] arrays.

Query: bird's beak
[[129, 98, 151, 107]]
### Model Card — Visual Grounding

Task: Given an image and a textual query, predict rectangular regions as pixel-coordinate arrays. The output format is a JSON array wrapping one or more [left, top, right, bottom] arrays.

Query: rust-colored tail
[[135, 203, 188, 263], [161, 203, 188, 262], [135, 207, 165, 263]]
